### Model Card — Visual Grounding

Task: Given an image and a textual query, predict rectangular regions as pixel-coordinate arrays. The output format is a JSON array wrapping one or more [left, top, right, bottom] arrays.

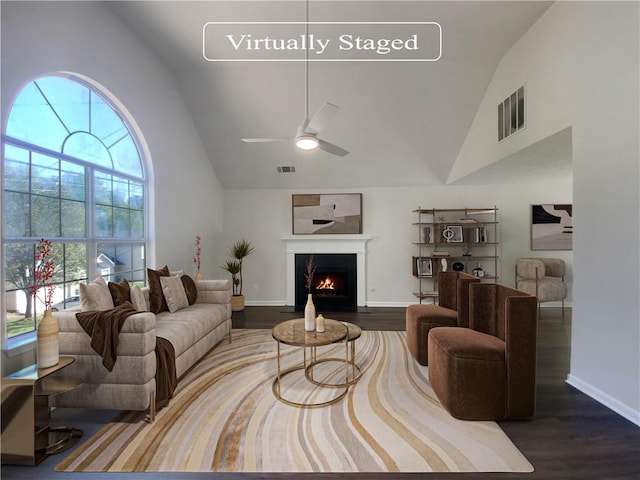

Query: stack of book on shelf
[[432, 251, 449, 257]]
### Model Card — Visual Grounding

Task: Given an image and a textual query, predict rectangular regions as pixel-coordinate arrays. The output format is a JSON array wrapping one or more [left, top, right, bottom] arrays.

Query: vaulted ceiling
[[109, 1, 556, 189]]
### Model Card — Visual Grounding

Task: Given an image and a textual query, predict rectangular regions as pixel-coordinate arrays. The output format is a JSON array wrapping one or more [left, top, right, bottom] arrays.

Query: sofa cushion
[[80, 276, 114, 312], [160, 275, 189, 313], [130, 285, 148, 312], [181, 275, 198, 305], [108, 279, 131, 307], [147, 266, 170, 314], [155, 304, 228, 358]]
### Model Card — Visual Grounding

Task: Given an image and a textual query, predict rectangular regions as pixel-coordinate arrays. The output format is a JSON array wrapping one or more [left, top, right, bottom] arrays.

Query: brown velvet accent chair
[[427, 283, 538, 420], [405, 271, 480, 365]]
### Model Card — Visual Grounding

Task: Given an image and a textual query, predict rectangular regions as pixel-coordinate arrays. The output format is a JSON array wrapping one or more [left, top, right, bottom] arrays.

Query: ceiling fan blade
[[242, 137, 292, 143], [318, 138, 349, 157], [306, 102, 339, 134]]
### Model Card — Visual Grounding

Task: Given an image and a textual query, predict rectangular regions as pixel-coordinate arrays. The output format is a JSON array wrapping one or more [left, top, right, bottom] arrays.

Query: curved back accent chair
[[515, 257, 567, 318], [428, 283, 538, 420], [405, 271, 480, 365]]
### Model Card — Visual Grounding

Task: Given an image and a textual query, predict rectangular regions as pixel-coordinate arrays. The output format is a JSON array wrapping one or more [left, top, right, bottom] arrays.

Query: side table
[[1, 355, 83, 465]]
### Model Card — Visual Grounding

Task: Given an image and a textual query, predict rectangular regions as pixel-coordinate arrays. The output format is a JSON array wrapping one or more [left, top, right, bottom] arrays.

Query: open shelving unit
[[412, 206, 500, 303]]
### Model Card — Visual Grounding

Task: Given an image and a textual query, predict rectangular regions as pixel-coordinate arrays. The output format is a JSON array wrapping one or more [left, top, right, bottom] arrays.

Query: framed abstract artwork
[[415, 257, 433, 278], [530, 204, 573, 250], [292, 193, 362, 234]]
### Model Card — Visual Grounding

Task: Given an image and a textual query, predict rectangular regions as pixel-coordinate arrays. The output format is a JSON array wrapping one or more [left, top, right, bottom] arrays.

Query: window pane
[[63, 131, 111, 168], [60, 161, 85, 201], [61, 200, 86, 237], [5, 82, 68, 151], [32, 196, 60, 237], [95, 205, 112, 237], [94, 172, 112, 206], [91, 93, 126, 144], [130, 183, 144, 210], [113, 207, 130, 238], [32, 153, 59, 198], [36, 76, 89, 134], [109, 134, 143, 178], [62, 243, 88, 282], [3, 146, 30, 193], [3, 192, 30, 237], [98, 243, 145, 283], [112, 177, 129, 208], [130, 210, 144, 238]]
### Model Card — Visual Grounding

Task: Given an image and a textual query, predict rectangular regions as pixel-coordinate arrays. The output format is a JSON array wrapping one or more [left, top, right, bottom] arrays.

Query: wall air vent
[[277, 166, 296, 173], [498, 85, 525, 141]]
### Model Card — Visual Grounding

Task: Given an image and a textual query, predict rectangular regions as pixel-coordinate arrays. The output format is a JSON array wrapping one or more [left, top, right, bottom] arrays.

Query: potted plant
[[221, 239, 254, 311]]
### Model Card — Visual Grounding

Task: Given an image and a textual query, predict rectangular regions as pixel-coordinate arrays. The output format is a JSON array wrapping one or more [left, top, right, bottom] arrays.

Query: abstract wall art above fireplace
[[292, 193, 362, 234]]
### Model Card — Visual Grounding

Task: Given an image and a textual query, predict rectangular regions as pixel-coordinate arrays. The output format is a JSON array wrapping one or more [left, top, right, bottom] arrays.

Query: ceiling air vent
[[498, 85, 525, 141], [277, 166, 296, 173]]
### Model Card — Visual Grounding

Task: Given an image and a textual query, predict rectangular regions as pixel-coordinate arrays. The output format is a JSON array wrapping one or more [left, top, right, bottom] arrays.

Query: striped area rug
[[56, 329, 533, 473]]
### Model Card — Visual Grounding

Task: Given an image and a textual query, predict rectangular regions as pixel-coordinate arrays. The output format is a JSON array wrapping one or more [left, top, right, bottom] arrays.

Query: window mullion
[[87, 165, 97, 281]]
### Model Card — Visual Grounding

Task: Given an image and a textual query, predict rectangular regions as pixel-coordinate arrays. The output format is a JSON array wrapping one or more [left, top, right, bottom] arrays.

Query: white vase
[[37, 309, 59, 368], [304, 294, 316, 331]]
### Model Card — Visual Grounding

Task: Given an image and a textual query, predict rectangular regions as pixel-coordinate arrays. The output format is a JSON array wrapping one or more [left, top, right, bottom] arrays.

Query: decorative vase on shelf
[[304, 294, 316, 331], [195, 270, 203, 280], [472, 263, 485, 278], [37, 309, 59, 368]]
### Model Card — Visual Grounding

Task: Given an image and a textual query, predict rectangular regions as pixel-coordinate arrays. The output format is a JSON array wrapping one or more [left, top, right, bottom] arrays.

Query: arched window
[[3, 75, 147, 342]]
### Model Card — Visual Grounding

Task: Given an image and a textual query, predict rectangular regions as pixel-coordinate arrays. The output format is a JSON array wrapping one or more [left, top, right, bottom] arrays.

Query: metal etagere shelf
[[412, 206, 500, 303]]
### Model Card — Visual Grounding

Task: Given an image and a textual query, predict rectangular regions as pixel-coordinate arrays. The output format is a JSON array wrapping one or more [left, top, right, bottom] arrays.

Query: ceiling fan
[[241, 1, 349, 157], [241, 102, 349, 157]]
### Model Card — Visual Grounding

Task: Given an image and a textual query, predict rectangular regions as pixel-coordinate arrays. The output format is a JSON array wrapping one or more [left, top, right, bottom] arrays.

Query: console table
[[1, 356, 83, 465]]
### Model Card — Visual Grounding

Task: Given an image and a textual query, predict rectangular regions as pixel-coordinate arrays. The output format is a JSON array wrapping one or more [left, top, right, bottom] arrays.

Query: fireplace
[[283, 235, 370, 308], [295, 254, 357, 312]]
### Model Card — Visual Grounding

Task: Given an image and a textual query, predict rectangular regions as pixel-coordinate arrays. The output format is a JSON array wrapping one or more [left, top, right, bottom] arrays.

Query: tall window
[[2, 75, 147, 341]]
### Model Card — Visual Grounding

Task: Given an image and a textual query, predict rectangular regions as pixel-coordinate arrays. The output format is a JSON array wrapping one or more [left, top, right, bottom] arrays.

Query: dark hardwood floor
[[3, 306, 639, 479]]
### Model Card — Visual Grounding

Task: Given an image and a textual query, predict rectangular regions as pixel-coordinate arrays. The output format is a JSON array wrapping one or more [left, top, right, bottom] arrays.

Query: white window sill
[[3, 332, 36, 357]]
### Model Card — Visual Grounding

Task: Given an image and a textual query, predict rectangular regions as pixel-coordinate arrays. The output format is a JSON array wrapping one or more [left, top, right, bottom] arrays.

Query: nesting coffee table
[[272, 318, 362, 408]]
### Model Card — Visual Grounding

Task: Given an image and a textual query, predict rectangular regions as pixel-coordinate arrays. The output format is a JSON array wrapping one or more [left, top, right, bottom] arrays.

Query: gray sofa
[[51, 279, 232, 420]]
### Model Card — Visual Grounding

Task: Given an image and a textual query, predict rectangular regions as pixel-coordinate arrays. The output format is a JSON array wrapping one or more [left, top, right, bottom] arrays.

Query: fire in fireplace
[[295, 253, 357, 312]]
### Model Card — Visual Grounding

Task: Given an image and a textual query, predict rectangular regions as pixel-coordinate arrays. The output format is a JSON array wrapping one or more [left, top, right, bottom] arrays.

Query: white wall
[[452, 2, 640, 424], [222, 177, 572, 308], [1, 1, 225, 373]]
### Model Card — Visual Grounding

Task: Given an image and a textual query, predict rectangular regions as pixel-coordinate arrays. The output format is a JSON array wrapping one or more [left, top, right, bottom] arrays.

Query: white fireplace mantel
[[282, 235, 371, 307]]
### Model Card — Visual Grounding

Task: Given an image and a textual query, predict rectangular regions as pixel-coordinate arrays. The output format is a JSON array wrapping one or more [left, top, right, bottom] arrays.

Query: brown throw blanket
[[155, 337, 177, 403], [76, 303, 138, 372], [76, 302, 178, 402]]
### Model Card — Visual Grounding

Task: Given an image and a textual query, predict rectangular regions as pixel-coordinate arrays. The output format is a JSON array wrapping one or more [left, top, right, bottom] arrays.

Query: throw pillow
[[147, 266, 170, 314], [160, 275, 189, 313], [130, 285, 148, 312], [79, 276, 115, 312], [181, 274, 198, 305], [108, 279, 130, 306]]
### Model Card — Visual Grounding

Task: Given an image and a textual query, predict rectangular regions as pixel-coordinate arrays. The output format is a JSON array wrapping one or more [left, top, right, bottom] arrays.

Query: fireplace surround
[[283, 235, 370, 308]]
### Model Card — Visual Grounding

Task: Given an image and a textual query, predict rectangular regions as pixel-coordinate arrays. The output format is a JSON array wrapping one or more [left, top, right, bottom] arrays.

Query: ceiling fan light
[[296, 135, 319, 150]]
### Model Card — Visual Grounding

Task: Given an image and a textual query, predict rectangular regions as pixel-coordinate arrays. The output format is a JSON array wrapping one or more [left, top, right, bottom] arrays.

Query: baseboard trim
[[566, 374, 640, 426], [244, 300, 287, 307], [366, 301, 412, 308]]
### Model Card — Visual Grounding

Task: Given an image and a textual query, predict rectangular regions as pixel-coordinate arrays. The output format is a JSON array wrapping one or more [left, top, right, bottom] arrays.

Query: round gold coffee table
[[306, 322, 363, 388], [272, 318, 349, 408]]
